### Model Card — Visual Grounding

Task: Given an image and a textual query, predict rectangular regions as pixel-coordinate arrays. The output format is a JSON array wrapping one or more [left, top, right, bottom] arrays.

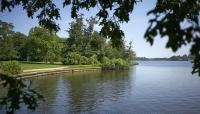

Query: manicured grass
[[21, 62, 66, 70], [67, 65, 100, 68], [20, 62, 100, 70]]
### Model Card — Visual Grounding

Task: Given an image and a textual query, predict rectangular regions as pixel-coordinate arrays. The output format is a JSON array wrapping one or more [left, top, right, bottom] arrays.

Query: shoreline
[[0, 66, 101, 84], [17, 66, 102, 79], [0, 63, 139, 84]]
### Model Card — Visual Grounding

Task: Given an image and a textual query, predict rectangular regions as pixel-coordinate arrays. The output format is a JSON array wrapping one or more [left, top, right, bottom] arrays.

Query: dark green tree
[[144, 0, 200, 75], [0, 20, 14, 39], [0, 20, 16, 60], [11, 32, 27, 60], [0, 20, 28, 61], [27, 27, 61, 63], [0, 37, 17, 60]]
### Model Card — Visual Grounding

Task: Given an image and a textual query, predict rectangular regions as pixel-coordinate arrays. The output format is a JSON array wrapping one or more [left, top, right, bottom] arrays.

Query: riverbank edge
[[0, 66, 100, 84]]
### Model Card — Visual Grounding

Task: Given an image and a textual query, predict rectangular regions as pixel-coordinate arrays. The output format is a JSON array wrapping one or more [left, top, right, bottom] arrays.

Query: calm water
[[1, 61, 200, 114]]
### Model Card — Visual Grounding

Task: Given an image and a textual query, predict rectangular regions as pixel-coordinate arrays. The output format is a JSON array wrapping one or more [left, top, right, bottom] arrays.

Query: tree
[[61, 52, 88, 65], [123, 41, 136, 63], [0, 74, 44, 114], [47, 35, 62, 64], [0, 37, 17, 60], [0, 20, 16, 60], [25, 37, 42, 61], [101, 57, 116, 70], [144, 0, 200, 75], [61, 15, 134, 66], [26, 27, 61, 63], [1, 61, 22, 76], [0, 20, 28, 61], [90, 31, 106, 52], [0, 0, 136, 46], [11, 32, 27, 60], [89, 54, 100, 65], [0, 20, 14, 39], [1, 0, 199, 75]]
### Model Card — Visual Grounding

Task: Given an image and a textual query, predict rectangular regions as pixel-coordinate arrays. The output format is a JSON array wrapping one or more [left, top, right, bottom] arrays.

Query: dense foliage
[[0, 61, 22, 76], [61, 16, 135, 67], [0, 21, 62, 63], [0, 18, 135, 67], [0, 0, 139, 47], [1, 0, 199, 75], [145, 0, 200, 75], [26, 27, 61, 63], [89, 55, 100, 66], [61, 52, 88, 65], [101, 57, 129, 70], [0, 74, 44, 114]]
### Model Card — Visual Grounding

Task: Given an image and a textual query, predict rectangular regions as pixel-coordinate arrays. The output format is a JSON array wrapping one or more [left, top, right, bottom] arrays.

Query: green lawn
[[20, 62, 99, 70], [21, 62, 66, 70]]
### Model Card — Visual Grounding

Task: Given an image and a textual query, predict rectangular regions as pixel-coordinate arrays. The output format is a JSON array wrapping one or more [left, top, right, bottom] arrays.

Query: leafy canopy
[[1, 61, 22, 76], [144, 0, 200, 75]]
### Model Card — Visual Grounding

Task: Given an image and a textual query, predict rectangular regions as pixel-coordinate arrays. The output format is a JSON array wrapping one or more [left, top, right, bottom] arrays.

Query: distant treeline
[[136, 54, 193, 61], [0, 16, 136, 68]]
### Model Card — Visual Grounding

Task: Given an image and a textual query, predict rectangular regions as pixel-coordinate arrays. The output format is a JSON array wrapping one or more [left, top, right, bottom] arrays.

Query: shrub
[[112, 58, 128, 66], [102, 57, 115, 68], [62, 52, 89, 65], [1, 61, 22, 76], [80, 56, 89, 65], [62, 52, 79, 65], [101, 58, 129, 70], [89, 54, 100, 65], [102, 57, 111, 66], [112, 58, 129, 70]]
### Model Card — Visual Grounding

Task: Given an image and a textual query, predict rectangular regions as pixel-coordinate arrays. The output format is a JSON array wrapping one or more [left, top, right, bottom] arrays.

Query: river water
[[1, 61, 200, 114]]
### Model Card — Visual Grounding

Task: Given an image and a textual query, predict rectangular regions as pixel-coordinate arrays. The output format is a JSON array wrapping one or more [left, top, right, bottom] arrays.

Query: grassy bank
[[21, 62, 65, 70], [20, 62, 100, 71], [1, 61, 137, 76], [0, 61, 138, 81], [1, 61, 137, 71]]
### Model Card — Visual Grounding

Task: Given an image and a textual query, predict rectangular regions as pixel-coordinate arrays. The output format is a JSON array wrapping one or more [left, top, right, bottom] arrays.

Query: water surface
[[1, 61, 200, 114]]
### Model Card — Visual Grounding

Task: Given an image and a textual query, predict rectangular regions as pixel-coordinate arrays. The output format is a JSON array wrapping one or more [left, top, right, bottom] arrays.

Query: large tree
[[11, 32, 27, 60], [62, 15, 134, 64], [27, 27, 61, 63], [0, 20, 17, 60]]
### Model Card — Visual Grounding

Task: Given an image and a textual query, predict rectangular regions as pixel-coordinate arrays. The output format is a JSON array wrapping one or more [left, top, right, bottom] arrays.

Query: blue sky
[[0, 0, 190, 58]]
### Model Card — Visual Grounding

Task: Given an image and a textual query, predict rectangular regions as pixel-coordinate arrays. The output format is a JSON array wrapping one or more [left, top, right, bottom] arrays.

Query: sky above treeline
[[0, 0, 190, 58]]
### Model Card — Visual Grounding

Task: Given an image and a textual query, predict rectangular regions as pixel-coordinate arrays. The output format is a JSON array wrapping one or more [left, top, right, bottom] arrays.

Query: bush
[[101, 57, 130, 70], [102, 57, 115, 68], [112, 58, 128, 66], [62, 52, 89, 65], [80, 56, 89, 65], [89, 54, 100, 65], [112, 58, 129, 70], [62, 52, 79, 65], [1, 61, 22, 76]]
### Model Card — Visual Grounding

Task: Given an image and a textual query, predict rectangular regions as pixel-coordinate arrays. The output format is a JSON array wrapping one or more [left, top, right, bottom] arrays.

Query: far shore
[[136, 60, 190, 61]]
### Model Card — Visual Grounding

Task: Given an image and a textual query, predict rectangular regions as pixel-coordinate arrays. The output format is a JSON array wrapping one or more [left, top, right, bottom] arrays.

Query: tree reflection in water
[[0, 67, 136, 114]]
